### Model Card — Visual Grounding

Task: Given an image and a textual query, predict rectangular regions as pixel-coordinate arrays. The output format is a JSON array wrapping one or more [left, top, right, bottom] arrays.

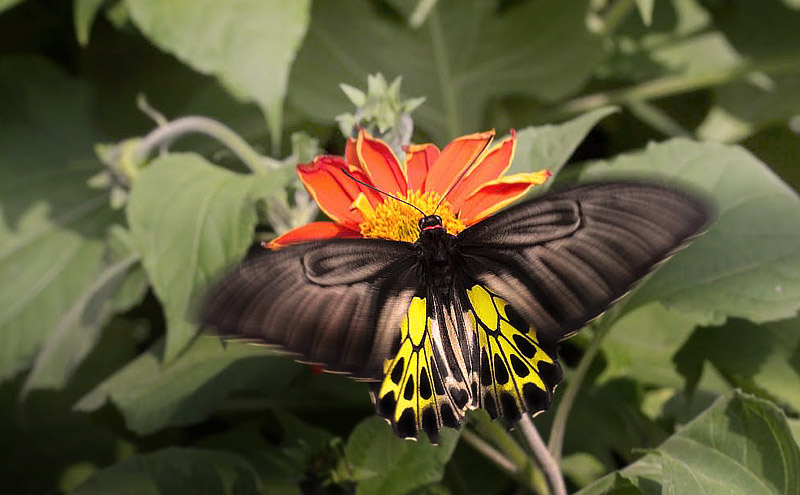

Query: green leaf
[[0, 56, 120, 383], [126, 153, 281, 361], [511, 107, 618, 181], [635, 0, 655, 26], [675, 317, 800, 413], [581, 138, 800, 325], [744, 125, 800, 192], [599, 303, 697, 389], [289, 0, 604, 142], [345, 416, 459, 495], [73, 447, 262, 495], [125, 0, 311, 145], [0, 0, 24, 15], [73, 0, 105, 46], [76, 338, 301, 434], [578, 391, 800, 495], [21, 245, 139, 394], [698, 73, 800, 143]]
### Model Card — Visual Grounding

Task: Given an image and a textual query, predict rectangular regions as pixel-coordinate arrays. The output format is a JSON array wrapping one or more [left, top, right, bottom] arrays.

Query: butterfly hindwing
[[373, 292, 469, 443], [464, 283, 563, 421]]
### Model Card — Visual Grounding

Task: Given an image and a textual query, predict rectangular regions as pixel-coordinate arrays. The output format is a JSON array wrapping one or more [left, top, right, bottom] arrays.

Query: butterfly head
[[419, 215, 444, 231]]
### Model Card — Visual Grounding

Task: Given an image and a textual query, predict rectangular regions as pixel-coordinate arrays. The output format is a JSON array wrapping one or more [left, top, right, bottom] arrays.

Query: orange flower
[[270, 129, 551, 247]]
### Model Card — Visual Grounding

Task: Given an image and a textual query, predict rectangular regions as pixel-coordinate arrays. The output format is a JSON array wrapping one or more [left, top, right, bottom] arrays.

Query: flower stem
[[547, 314, 616, 463], [468, 415, 550, 494], [133, 115, 282, 173], [547, 56, 800, 122], [519, 415, 567, 495]]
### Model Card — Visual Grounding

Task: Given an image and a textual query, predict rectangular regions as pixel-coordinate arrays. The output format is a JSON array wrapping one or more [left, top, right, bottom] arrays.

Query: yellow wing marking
[[377, 296, 445, 440], [467, 284, 561, 420]]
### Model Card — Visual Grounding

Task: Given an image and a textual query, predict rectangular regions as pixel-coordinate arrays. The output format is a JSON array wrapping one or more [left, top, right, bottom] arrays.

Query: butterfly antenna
[[339, 167, 427, 217], [433, 136, 494, 214]]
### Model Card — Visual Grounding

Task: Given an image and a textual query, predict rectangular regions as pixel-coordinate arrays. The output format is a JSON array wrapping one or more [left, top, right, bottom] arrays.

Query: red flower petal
[[356, 130, 408, 196], [298, 156, 364, 229], [345, 137, 358, 168], [424, 130, 495, 196], [404, 143, 440, 192], [458, 171, 551, 224], [448, 130, 516, 212], [267, 222, 361, 249]]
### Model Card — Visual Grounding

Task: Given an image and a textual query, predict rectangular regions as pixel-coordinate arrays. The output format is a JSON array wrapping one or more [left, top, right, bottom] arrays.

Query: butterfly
[[203, 181, 712, 443]]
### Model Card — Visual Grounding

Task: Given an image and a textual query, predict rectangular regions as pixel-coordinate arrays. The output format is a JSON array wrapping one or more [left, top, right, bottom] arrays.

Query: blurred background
[[1, 1, 800, 494]]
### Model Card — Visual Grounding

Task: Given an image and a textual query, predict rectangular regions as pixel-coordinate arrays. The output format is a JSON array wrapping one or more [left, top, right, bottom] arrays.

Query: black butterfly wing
[[204, 237, 471, 443], [203, 238, 420, 380], [454, 182, 712, 419]]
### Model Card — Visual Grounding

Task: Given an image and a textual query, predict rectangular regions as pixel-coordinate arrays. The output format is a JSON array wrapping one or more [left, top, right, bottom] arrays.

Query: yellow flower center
[[357, 190, 465, 243]]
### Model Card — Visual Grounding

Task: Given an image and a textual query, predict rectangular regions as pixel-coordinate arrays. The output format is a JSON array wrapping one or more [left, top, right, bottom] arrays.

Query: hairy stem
[[134, 115, 282, 173], [519, 415, 567, 495], [547, 314, 617, 462]]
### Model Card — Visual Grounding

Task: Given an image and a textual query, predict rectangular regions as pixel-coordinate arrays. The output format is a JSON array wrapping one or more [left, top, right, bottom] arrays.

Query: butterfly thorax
[[414, 217, 458, 289]]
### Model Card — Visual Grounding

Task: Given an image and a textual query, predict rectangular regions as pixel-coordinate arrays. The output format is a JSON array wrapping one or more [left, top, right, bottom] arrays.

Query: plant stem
[[461, 429, 518, 474], [134, 115, 282, 173], [519, 415, 567, 495], [469, 415, 550, 494], [547, 57, 800, 122], [601, 0, 636, 36], [547, 315, 616, 463], [427, 8, 460, 139]]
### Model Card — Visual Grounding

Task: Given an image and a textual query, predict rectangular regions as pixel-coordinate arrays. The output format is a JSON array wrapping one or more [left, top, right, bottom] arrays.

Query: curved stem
[[133, 116, 282, 173], [547, 316, 616, 463], [468, 415, 549, 494], [519, 415, 567, 495]]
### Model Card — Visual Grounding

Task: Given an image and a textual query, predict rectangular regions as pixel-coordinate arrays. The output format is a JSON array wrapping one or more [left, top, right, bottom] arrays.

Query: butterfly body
[[204, 182, 713, 443]]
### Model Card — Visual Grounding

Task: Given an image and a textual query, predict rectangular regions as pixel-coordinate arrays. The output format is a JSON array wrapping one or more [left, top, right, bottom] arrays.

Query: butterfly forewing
[[203, 239, 418, 379], [456, 182, 712, 344]]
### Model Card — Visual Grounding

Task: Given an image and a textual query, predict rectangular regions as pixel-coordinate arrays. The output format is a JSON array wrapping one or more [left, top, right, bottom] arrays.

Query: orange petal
[[458, 170, 551, 224], [356, 130, 408, 196], [345, 137, 358, 168], [447, 130, 516, 212], [267, 222, 361, 249], [404, 143, 440, 192], [424, 130, 495, 196], [298, 155, 364, 229]]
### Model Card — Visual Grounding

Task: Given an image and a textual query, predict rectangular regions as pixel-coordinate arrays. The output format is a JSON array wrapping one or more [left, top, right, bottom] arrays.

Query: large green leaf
[[578, 391, 800, 495], [74, 447, 263, 495], [675, 317, 800, 413], [76, 338, 300, 434], [289, 0, 604, 142], [345, 416, 459, 495], [0, 56, 120, 383], [126, 153, 288, 360], [21, 226, 144, 394], [598, 303, 697, 389], [125, 0, 310, 143], [581, 138, 800, 325], [511, 107, 618, 181]]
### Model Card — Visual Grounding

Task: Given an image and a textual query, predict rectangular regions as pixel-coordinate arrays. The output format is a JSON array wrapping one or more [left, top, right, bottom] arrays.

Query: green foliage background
[[1, 1, 800, 494]]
